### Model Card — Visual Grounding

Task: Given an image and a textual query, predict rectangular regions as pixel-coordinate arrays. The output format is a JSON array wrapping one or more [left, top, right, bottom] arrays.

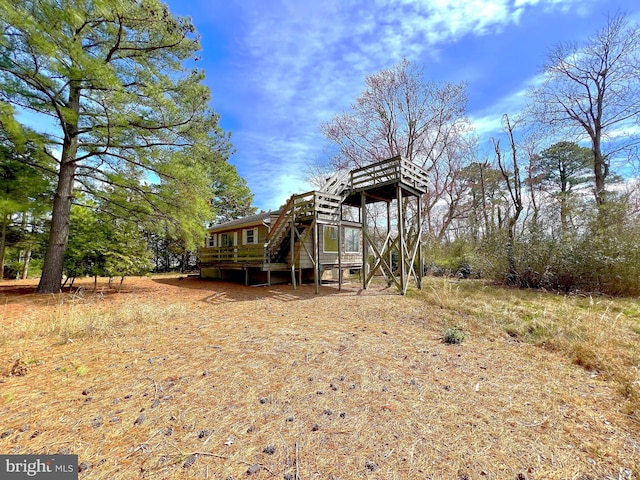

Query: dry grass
[[417, 278, 640, 418], [1, 275, 639, 479]]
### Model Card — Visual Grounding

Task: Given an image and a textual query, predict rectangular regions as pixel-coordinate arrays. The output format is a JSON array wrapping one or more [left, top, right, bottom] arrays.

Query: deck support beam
[[359, 187, 422, 295], [314, 221, 320, 294], [417, 198, 423, 290], [361, 192, 368, 290], [338, 208, 343, 291], [290, 210, 296, 290], [202, 155, 427, 296], [387, 201, 391, 285], [397, 186, 406, 294]]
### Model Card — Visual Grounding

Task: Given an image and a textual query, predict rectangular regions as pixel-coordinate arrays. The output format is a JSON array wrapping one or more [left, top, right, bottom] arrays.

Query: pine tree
[[0, 0, 232, 292]]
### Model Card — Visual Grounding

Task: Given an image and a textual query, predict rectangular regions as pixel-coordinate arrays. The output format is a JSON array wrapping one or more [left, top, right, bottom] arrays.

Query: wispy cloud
[[469, 72, 547, 138]]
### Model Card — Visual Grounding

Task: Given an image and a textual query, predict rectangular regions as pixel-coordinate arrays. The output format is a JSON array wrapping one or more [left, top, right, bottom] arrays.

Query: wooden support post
[[290, 212, 296, 290], [338, 220, 342, 292], [299, 259, 302, 286], [266, 245, 271, 287], [361, 192, 368, 290], [397, 185, 406, 295], [387, 200, 392, 286], [245, 267, 249, 287], [417, 195, 423, 290], [314, 220, 319, 295], [338, 204, 342, 292]]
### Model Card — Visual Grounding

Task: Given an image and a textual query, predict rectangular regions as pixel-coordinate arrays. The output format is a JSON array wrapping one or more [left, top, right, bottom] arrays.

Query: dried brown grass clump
[[0, 275, 639, 479]]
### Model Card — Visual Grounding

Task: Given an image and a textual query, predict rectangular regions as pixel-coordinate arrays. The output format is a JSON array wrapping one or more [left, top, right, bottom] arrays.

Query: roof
[[208, 210, 280, 233]]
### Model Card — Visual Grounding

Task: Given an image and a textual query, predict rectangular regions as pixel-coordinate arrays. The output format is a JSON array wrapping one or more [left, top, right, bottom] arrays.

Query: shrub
[[442, 326, 466, 344], [424, 238, 478, 278], [474, 199, 640, 296]]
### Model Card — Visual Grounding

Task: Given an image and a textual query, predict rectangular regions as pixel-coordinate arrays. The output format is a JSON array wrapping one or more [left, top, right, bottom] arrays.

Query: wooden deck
[[343, 155, 429, 205]]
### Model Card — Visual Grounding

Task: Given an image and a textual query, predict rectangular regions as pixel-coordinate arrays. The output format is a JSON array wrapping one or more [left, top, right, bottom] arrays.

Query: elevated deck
[[342, 155, 429, 206]]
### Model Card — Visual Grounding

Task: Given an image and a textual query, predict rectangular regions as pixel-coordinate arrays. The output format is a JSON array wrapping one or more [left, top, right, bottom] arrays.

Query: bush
[[442, 326, 467, 344], [475, 200, 640, 296], [424, 238, 478, 278], [3, 261, 21, 279]]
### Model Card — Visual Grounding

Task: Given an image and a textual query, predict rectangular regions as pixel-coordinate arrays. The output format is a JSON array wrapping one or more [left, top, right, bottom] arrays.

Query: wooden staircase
[[265, 188, 345, 264]]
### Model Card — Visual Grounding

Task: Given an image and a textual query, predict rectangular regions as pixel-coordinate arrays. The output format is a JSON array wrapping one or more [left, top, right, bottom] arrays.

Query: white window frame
[[208, 233, 216, 247], [344, 227, 361, 253], [243, 227, 258, 245]]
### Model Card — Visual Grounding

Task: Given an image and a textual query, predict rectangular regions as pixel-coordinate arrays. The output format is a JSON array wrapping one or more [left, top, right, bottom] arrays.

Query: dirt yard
[[1, 275, 638, 479]]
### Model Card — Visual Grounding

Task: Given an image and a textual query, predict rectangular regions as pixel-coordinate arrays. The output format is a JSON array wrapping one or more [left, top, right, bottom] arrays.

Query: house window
[[243, 227, 258, 245], [323, 225, 338, 253], [221, 233, 235, 248], [208, 234, 216, 247], [344, 227, 361, 253]]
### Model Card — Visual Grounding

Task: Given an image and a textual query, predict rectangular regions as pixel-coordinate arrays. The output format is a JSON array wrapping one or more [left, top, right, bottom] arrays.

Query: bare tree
[[494, 115, 523, 284], [531, 11, 640, 205], [321, 58, 471, 236], [428, 134, 479, 241]]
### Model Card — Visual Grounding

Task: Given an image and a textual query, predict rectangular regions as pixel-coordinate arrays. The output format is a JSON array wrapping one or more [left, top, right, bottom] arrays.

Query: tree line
[[0, 0, 254, 291], [2, 2, 638, 296], [320, 12, 640, 295]]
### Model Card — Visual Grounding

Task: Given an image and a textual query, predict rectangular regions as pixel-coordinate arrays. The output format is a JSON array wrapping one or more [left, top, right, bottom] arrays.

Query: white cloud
[[468, 71, 544, 138], [235, 0, 590, 122]]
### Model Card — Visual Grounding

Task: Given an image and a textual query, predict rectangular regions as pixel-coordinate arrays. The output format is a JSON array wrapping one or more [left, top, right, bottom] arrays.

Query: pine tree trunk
[[37, 158, 77, 292], [37, 82, 80, 293], [560, 196, 568, 232], [19, 213, 31, 279], [0, 215, 7, 279], [20, 249, 31, 279]]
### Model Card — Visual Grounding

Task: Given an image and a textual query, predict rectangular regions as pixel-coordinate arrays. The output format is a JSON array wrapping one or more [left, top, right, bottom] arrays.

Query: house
[[200, 195, 363, 288], [199, 155, 430, 294]]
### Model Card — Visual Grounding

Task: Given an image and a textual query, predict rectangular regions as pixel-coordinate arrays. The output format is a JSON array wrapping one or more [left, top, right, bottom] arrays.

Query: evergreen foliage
[[0, 0, 234, 292]]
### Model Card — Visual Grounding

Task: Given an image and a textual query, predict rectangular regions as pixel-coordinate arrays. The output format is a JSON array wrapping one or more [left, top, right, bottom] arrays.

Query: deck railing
[[350, 155, 429, 193], [313, 191, 342, 218], [264, 190, 343, 263], [266, 191, 342, 244], [199, 244, 265, 265], [320, 169, 351, 195]]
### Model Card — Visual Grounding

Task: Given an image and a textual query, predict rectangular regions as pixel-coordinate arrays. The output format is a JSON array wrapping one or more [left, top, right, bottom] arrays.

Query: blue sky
[[164, 0, 639, 212]]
